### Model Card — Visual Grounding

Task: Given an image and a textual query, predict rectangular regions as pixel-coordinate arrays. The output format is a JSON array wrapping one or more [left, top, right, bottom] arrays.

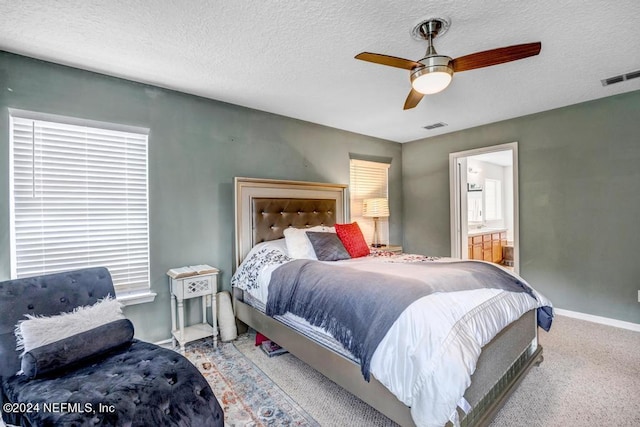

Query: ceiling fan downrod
[[416, 19, 445, 57]]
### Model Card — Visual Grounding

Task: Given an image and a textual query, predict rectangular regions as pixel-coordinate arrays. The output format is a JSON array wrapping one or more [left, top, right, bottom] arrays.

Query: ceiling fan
[[355, 18, 541, 110]]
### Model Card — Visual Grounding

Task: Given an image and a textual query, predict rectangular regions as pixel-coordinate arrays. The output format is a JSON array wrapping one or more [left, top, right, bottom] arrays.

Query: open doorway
[[449, 142, 519, 273]]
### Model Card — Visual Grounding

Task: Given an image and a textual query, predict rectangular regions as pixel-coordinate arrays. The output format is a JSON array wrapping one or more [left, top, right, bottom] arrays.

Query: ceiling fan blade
[[355, 52, 422, 70], [403, 89, 424, 110], [451, 42, 541, 72]]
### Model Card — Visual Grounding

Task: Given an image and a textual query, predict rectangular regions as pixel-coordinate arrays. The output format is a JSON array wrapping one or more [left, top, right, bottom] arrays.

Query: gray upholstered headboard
[[235, 177, 348, 268], [252, 198, 337, 244]]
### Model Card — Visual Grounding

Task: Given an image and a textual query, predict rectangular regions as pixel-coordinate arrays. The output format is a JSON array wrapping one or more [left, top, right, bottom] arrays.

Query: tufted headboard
[[235, 177, 348, 268], [0, 267, 115, 378], [252, 198, 337, 244]]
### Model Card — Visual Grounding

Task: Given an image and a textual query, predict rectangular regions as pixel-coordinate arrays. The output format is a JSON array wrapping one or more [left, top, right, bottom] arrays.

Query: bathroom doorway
[[449, 142, 519, 273]]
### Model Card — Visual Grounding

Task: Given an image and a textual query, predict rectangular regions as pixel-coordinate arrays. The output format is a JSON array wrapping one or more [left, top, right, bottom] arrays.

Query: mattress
[[243, 292, 358, 362]]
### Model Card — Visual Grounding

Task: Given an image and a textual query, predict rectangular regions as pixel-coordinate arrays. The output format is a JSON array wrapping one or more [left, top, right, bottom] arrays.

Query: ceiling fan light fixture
[[410, 56, 453, 94], [411, 70, 452, 94]]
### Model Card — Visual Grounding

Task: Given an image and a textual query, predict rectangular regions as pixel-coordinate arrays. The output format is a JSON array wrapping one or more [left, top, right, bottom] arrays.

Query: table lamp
[[362, 198, 389, 247]]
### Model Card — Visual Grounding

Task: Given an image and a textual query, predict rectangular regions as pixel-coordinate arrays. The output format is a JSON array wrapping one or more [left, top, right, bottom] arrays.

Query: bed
[[231, 177, 552, 427]]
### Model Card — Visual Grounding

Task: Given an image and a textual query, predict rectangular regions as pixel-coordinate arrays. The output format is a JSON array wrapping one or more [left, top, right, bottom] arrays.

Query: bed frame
[[232, 177, 543, 427]]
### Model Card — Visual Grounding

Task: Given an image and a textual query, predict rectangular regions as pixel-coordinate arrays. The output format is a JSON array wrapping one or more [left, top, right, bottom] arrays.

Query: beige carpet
[[490, 316, 640, 427], [235, 315, 640, 427]]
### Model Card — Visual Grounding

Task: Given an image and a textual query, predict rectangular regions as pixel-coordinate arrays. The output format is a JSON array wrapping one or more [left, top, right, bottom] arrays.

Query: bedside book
[[260, 340, 289, 357], [167, 264, 219, 279]]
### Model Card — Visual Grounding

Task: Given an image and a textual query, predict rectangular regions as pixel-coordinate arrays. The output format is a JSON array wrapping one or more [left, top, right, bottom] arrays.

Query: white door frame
[[449, 142, 520, 273]]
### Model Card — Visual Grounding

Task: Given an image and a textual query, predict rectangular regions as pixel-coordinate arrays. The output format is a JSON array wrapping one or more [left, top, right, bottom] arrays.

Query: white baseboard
[[153, 338, 173, 347], [555, 308, 640, 332]]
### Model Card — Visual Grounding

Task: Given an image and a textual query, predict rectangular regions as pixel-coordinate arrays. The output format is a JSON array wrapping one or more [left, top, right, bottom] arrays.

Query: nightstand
[[169, 271, 219, 352], [376, 245, 403, 254]]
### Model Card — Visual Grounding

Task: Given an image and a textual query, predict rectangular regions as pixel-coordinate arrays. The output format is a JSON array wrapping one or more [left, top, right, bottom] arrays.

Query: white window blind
[[9, 112, 150, 296], [484, 178, 502, 220], [349, 159, 390, 245]]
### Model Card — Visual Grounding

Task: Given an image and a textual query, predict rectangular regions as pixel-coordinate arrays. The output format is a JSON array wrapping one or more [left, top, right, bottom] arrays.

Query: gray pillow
[[306, 232, 351, 261], [21, 319, 134, 379]]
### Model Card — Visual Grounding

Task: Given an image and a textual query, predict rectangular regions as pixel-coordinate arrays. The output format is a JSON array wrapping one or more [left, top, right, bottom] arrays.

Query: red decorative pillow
[[335, 222, 370, 258]]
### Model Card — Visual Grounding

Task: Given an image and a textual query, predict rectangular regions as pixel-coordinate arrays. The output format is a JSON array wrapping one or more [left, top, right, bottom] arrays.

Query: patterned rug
[[182, 336, 319, 427]]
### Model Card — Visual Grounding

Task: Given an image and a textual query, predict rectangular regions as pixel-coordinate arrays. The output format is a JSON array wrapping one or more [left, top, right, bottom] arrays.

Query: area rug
[[182, 336, 319, 427]]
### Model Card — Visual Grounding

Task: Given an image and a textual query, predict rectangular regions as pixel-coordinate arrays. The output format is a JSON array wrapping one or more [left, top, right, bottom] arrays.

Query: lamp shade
[[411, 71, 452, 94], [362, 198, 389, 218]]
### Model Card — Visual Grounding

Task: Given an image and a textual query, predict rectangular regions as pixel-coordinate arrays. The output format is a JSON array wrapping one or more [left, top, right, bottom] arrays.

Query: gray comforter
[[266, 259, 539, 380]]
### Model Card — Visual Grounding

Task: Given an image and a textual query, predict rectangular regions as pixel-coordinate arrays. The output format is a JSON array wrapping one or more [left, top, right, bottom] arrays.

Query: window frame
[[349, 158, 391, 246], [8, 109, 155, 305], [484, 178, 503, 221]]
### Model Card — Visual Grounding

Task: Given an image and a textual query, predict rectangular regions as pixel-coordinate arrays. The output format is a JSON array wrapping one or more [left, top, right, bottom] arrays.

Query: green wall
[[402, 90, 640, 324], [2, 51, 637, 339], [0, 52, 403, 342]]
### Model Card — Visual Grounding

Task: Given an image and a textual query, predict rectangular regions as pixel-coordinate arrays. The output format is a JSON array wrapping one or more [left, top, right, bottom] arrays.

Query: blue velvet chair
[[0, 267, 223, 426]]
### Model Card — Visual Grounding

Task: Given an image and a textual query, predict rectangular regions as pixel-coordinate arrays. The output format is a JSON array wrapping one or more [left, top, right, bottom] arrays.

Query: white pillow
[[255, 238, 288, 255], [283, 226, 335, 259], [15, 297, 125, 353]]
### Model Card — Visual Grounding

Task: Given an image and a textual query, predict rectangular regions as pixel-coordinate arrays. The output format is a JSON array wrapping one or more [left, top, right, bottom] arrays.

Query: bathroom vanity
[[468, 228, 507, 264]]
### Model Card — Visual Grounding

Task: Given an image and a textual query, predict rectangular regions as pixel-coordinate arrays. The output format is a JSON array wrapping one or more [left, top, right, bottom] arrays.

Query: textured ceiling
[[1, 0, 639, 143]]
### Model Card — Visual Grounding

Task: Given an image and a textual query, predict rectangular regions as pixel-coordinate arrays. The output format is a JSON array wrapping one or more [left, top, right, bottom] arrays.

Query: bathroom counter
[[467, 227, 507, 236]]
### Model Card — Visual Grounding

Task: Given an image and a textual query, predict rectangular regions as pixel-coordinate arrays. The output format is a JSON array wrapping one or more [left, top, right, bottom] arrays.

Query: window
[[484, 178, 502, 220], [9, 110, 151, 299], [349, 159, 390, 245]]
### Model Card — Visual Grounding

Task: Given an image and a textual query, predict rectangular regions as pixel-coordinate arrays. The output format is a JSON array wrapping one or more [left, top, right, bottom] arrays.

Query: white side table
[[169, 271, 218, 352]]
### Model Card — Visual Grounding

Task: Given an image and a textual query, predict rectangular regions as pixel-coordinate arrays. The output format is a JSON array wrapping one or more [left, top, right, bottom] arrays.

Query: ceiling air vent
[[423, 122, 448, 130], [601, 69, 640, 86]]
